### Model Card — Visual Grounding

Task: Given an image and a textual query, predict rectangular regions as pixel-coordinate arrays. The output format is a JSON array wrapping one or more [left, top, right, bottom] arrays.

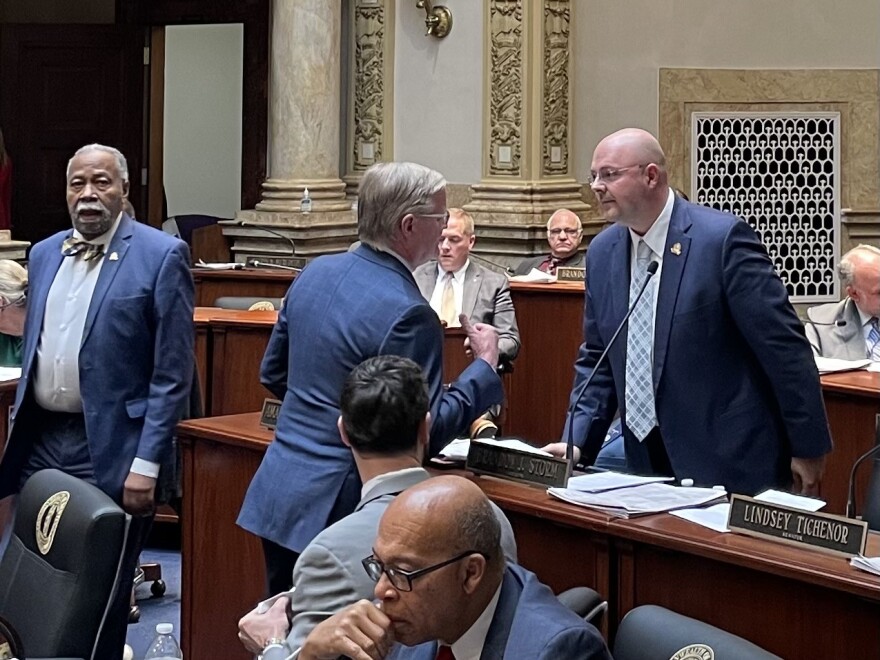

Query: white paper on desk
[[195, 259, 244, 270], [869, 362, 880, 373], [566, 471, 674, 493], [850, 554, 880, 577], [670, 503, 731, 533], [814, 356, 872, 374], [508, 268, 556, 284], [438, 437, 552, 462], [548, 483, 726, 517], [754, 489, 826, 511], [0, 366, 20, 381]]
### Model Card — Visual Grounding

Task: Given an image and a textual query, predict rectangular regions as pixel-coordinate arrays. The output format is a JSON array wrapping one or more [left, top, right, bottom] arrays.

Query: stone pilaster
[[465, 0, 592, 265], [227, 0, 356, 263]]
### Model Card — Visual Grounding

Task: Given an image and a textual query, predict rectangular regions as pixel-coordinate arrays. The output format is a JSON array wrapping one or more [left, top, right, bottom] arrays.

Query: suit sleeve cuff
[[130, 458, 161, 478]]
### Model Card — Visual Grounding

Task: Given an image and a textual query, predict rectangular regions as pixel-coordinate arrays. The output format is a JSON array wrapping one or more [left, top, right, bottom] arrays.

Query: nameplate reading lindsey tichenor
[[466, 442, 569, 488], [556, 267, 586, 283], [260, 398, 282, 430], [727, 494, 867, 558]]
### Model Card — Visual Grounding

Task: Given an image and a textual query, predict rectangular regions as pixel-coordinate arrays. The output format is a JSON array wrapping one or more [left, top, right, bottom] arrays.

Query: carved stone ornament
[[353, 0, 387, 171], [489, 0, 523, 175], [542, 1, 570, 175]]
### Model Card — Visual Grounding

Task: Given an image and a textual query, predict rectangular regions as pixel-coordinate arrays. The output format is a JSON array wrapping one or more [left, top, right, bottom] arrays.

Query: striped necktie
[[868, 317, 880, 361], [61, 237, 105, 261], [625, 240, 657, 441]]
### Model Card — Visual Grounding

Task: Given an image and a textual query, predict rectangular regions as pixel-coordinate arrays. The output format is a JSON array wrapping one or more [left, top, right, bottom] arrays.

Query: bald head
[[590, 128, 670, 234], [546, 209, 583, 259]]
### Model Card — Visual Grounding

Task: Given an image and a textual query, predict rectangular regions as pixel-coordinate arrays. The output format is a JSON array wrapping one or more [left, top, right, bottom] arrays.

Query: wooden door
[[0, 24, 145, 246]]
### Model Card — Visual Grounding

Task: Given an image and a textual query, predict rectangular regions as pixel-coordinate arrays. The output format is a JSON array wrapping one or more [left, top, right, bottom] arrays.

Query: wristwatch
[[259, 638, 290, 660]]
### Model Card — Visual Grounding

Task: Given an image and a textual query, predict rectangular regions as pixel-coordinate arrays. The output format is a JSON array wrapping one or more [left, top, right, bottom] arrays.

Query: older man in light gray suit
[[237, 356, 517, 657], [806, 244, 880, 360], [414, 208, 521, 363]]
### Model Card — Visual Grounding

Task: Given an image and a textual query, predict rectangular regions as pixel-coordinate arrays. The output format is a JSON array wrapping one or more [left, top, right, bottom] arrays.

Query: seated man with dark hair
[[238, 357, 517, 657], [297, 476, 610, 660]]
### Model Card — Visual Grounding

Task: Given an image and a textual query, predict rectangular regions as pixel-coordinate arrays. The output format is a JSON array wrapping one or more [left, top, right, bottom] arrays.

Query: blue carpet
[[125, 547, 182, 658]]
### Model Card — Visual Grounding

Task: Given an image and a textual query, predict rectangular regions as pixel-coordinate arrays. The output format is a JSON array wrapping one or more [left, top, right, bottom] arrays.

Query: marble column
[[230, 0, 356, 264], [465, 0, 594, 264]]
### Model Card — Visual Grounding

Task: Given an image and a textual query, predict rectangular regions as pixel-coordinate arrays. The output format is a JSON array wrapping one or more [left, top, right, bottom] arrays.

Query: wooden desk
[[178, 412, 880, 660], [820, 370, 880, 514], [192, 268, 293, 307], [0, 379, 18, 536]]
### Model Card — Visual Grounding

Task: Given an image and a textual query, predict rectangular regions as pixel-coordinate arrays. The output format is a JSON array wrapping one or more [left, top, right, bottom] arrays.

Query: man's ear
[[338, 416, 352, 449], [468, 233, 476, 250], [846, 284, 859, 303], [460, 554, 488, 594], [122, 180, 130, 197]]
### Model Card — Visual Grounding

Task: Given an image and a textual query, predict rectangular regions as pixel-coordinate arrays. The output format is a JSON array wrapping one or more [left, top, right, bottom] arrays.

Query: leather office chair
[[0, 469, 129, 660], [214, 295, 283, 311], [556, 586, 607, 628], [613, 605, 781, 660], [862, 456, 880, 531]]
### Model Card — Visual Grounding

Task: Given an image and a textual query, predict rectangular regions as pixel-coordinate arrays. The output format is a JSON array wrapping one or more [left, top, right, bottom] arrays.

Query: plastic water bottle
[[300, 187, 312, 214], [144, 622, 182, 659]]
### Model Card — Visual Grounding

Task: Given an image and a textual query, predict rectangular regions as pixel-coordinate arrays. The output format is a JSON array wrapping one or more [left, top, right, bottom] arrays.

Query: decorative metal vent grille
[[691, 112, 840, 302]]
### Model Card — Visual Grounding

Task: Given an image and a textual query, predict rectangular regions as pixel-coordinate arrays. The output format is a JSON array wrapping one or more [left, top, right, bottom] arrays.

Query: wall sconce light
[[416, 0, 453, 38]]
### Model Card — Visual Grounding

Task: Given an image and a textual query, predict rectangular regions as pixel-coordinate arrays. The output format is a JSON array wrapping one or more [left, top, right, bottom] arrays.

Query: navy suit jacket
[[237, 245, 503, 553], [387, 564, 610, 660], [0, 214, 194, 502], [565, 197, 831, 495]]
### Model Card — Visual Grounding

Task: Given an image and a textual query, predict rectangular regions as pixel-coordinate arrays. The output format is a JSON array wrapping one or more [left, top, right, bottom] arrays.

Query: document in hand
[[547, 482, 727, 518]]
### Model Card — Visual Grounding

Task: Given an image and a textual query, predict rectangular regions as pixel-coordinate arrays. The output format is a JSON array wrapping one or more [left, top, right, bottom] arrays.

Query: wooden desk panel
[[192, 268, 293, 307]]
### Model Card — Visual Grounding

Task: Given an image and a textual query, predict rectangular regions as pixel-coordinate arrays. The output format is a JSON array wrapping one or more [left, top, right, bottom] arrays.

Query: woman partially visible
[[0, 260, 27, 366], [0, 128, 11, 231]]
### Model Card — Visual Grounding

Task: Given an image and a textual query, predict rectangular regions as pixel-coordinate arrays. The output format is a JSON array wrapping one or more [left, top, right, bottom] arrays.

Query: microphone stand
[[250, 260, 302, 273], [468, 252, 515, 275], [238, 220, 296, 256], [845, 414, 880, 519], [565, 261, 659, 468]]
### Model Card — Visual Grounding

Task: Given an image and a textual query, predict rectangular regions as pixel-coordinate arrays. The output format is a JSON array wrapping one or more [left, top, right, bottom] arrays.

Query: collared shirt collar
[[446, 582, 502, 660], [360, 466, 427, 500], [855, 304, 875, 328], [628, 188, 674, 259], [437, 259, 470, 283]]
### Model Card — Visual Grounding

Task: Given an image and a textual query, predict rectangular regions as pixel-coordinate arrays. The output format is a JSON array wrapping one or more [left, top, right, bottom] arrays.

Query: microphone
[[238, 220, 296, 255], [468, 252, 515, 275], [249, 260, 302, 273], [565, 261, 659, 468], [803, 318, 847, 355], [804, 318, 847, 328], [845, 414, 880, 519]]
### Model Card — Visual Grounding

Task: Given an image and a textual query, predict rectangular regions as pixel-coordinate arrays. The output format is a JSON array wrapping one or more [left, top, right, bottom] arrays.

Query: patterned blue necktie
[[625, 240, 657, 441], [868, 317, 880, 361]]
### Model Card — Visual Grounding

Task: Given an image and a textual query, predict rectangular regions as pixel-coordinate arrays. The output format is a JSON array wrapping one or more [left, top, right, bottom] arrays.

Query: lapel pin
[[670, 243, 682, 256], [109, 252, 119, 261]]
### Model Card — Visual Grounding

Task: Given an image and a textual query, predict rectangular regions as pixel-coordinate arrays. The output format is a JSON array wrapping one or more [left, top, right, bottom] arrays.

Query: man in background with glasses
[[239, 162, 505, 597], [543, 128, 831, 497], [297, 476, 610, 660], [512, 209, 584, 276], [237, 356, 517, 657]]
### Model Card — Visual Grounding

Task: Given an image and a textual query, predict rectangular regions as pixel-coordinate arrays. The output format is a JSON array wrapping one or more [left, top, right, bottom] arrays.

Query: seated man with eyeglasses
[[237, 357, 517, 658], [296, 476, 610, 660], [512, 209, 585, 276]]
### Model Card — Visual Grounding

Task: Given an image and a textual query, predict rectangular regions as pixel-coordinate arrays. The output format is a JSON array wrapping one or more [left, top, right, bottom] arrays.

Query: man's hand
[[791, 456, 825, 496], [122, 472, 156, 516], [541, 442, 581, 464], [238, 596, 291, 654], [460, 315, 499, 368], [299, 600, 393, 660]]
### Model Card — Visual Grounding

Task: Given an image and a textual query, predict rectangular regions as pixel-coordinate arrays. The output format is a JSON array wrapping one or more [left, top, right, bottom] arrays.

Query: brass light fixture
[[416, 0, 453, 38]]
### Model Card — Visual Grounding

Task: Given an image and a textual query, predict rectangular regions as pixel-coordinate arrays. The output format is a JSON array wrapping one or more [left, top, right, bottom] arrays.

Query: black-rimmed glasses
[[362, 550, 488, 592]]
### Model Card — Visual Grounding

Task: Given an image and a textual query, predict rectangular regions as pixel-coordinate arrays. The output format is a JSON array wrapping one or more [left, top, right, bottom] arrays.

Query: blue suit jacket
[[237, 245, 503, 553], [0, 214, 194, 502], [565, 197, 832, 495], [387, 564, 610, 660]]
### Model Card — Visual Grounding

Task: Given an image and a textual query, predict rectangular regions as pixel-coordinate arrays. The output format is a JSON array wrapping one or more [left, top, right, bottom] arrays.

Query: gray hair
[[838, 244, 880, 288], [357, 162, 446, 249], [546, 209, 583, 232], [451, 494, 502, 564], [0, 260, 27, 307], [66, 143, 129, 183]]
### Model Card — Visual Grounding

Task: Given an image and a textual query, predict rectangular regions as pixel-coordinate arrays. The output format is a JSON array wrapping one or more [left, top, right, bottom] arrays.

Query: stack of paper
[[548, 482, 726, 518], [850, 555, 880, 577], [814, 356, 872, 374], [566, 472, 673, 493], [669, 489, 825, 534], [438, 437, 552, 462], [508, 269, 556, 284]]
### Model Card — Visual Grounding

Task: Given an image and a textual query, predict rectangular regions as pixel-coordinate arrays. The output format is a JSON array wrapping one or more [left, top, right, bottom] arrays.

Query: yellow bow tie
[[61, 237, 105, 261]]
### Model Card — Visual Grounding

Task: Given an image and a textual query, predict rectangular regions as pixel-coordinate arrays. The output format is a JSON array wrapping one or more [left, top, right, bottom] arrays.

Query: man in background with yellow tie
[[414, 208, 521, 364]]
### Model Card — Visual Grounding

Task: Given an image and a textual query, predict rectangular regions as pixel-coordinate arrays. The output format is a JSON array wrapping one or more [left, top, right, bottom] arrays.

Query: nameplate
[[556, 266, 585, 282], [466, 441, 570, 488], [242, 254, 307, 269], [260, 398, 282, 430], [727, 494, 867, 558]]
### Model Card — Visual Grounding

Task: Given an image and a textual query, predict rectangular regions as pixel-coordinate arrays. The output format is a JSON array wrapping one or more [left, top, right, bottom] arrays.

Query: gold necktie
[[440, 273, 458, 327]]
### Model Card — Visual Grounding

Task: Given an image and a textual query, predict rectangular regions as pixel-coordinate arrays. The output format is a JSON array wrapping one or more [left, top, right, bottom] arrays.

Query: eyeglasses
[[548, 228, 581, 237], [587, 163, 648, 185], [362, 550, 487, 592], [414, 211, 450, 227]]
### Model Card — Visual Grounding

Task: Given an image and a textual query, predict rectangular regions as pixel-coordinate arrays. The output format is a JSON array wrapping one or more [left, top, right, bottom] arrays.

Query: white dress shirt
[[428, 260, 470, 325], [445, 582, 502, 660]]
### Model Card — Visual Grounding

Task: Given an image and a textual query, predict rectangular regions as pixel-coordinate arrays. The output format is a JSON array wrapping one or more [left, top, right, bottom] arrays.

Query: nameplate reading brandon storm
[[466, 441, 569, 488], [727, 494, 867, 557]]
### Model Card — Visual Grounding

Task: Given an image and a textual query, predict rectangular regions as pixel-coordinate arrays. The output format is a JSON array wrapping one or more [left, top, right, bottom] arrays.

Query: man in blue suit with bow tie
[[544, 128, 831, 496], [0, 143, 194, 659]]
